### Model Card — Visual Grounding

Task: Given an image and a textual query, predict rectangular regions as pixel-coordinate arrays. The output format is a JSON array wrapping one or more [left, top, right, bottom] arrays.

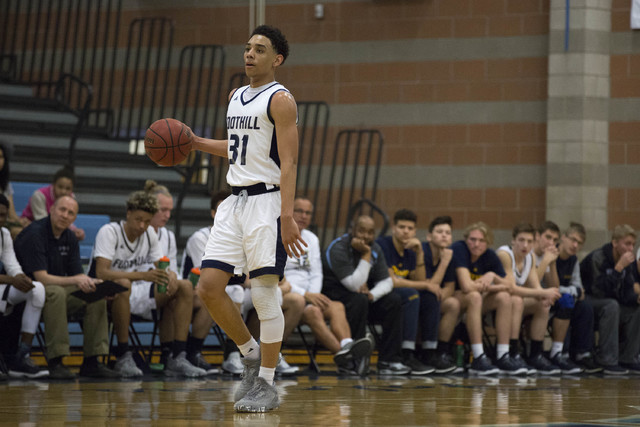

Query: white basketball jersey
[[498, 245, 533, 287], [156, 226, 178, 271], [180, 226, 210, 276], [93, 221, 162, 273], [225, 82, 289, 187]]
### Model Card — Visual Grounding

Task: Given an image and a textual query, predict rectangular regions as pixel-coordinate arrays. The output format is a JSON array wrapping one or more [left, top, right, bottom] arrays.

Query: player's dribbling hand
[[281, 216, 307, 258]]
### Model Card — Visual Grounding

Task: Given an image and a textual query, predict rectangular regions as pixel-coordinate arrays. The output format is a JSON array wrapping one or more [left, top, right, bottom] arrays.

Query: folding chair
[[296, 324, 320, 373]]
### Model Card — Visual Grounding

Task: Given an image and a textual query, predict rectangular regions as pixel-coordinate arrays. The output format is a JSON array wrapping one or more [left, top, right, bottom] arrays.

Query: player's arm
[[524, 266, 561, 300], [272, 90, 306, 258], [190, 90, 236, 158], [192, 135, 228, 158], [94, 257, 165, 284], [456, 266, 483, 293], [497, 250, 518, 294], [389, 268, 441, 295]]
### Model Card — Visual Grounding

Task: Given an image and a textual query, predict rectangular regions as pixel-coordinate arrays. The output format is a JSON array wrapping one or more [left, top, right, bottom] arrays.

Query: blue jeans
[[393, 288, 420, 348]]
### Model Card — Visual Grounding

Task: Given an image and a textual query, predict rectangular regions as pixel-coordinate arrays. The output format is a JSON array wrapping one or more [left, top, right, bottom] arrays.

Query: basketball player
[[90, 190, 204, 378], [452, 222, 516, 375], [497, 223, 562, 375], [189, 25, 306, 412]]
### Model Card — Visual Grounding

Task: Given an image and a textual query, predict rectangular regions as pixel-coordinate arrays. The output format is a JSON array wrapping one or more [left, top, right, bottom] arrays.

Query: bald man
[[322, 215, 410, 375], [15, 196, 115, 379]]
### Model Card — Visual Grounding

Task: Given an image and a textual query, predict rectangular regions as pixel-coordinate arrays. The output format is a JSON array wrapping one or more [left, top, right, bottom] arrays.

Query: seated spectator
[[14, 196, 116, 379], [497, 223, 562, 375], [322, 215, 410, 375], [0, 141, 28, 238], [144, 180, 216, 375], [181, 189, 248, 376], [451, 222, 511, 375], [581, 224, 640, 374], [89, 190, 204, 378], [533, 221, 599, 373], [419, 216, 463, 374], [0, 194, 48, 379], [20, 166, 85, 241], [284, 196, 372, 374], [375, 209, 435, 375]]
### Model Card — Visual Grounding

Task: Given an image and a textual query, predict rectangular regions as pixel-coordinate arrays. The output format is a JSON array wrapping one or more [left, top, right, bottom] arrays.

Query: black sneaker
[[551, 353, 583, 375], [496, 354, 527, 375], [511, 354, 537, 375], [574, 354, 602, 374], [620, 361, 640, 375], [377, 360, 411, 375], [403, 352, 434, 375], [527, 354, 561, 375], [48, 363, 76, 380], [79, 362, 120, 378], [429, 352, 457, 374], [334, 337, 372, 370], [602, 364, 629, 375], [468, 354, 499, 376], [9, 355, 49, 379], [187, 352, 219, 375], [0, 371, 6, 381]]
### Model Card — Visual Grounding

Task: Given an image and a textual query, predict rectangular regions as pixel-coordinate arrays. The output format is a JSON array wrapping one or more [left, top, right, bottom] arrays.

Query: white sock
[[402, 341, 416, 350], [425, 340, 438, 350], [472, 343, 484, 359], [340, 338, 353, 348], [550, 341, 564, 359], [259, 366, 275, 384], [238, 338, 260, 360], [496, 344, 509, 359]]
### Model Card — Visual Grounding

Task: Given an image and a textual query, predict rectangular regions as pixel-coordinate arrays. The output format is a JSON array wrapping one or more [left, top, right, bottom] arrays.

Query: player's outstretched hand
[[281, 216, 307, 258]]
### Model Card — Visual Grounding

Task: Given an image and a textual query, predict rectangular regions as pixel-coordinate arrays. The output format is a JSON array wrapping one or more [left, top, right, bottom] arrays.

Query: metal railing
[[55, 73, 93, 169], [116, 17, 174, 141], [318, 129, 384, 248], [170, 44, 226, 241]]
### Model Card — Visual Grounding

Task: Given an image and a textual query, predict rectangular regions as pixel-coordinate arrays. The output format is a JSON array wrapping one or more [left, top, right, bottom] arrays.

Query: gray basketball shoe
[[234, 357, 261, 402], [234, 376, 280, 413]]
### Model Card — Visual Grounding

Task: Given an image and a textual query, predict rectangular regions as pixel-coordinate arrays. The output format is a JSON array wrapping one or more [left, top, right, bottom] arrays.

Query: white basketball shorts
[[201, 188, 286, 278], [130, 281, 157, 320]]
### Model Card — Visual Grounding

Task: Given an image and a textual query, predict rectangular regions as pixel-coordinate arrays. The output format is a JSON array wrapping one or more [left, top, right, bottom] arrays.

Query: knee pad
[[250, 276, 280, 319], [251, 275, 284, 344], [554, 306, 573, 320], [31, 281, 46, 309]]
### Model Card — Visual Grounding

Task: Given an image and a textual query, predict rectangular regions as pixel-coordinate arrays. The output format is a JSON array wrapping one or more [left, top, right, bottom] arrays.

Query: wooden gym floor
[[2, 352, 640, 427]]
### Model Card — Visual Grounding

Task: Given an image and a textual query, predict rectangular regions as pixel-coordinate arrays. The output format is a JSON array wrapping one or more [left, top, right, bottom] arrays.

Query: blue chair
[[11, 181, 47, 215], [73, 214, 110, 264]]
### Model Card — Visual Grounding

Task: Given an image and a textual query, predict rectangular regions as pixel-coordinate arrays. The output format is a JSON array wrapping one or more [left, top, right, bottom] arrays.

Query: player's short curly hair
[[126, 190, 158, 214], [252, 25, 289, 64]]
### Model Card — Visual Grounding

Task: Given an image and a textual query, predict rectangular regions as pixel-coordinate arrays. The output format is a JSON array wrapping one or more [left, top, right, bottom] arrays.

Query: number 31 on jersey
[[229, 134, 248, 165]]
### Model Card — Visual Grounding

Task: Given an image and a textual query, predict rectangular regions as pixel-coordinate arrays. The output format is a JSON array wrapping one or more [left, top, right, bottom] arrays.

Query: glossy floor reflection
[[1, 374, 640, 426]]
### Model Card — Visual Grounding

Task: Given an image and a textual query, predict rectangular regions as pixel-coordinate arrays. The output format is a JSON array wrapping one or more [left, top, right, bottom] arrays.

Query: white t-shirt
[[180, 226, 210, 278], [284, 228, 322, 295], [93, 221, 162, 272], [0, 227, 24, 278], [497, 245, 533, 287]]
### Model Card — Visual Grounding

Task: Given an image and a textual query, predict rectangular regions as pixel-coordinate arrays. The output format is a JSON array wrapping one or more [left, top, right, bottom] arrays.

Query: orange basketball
[[144, 118, 193, 166]]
